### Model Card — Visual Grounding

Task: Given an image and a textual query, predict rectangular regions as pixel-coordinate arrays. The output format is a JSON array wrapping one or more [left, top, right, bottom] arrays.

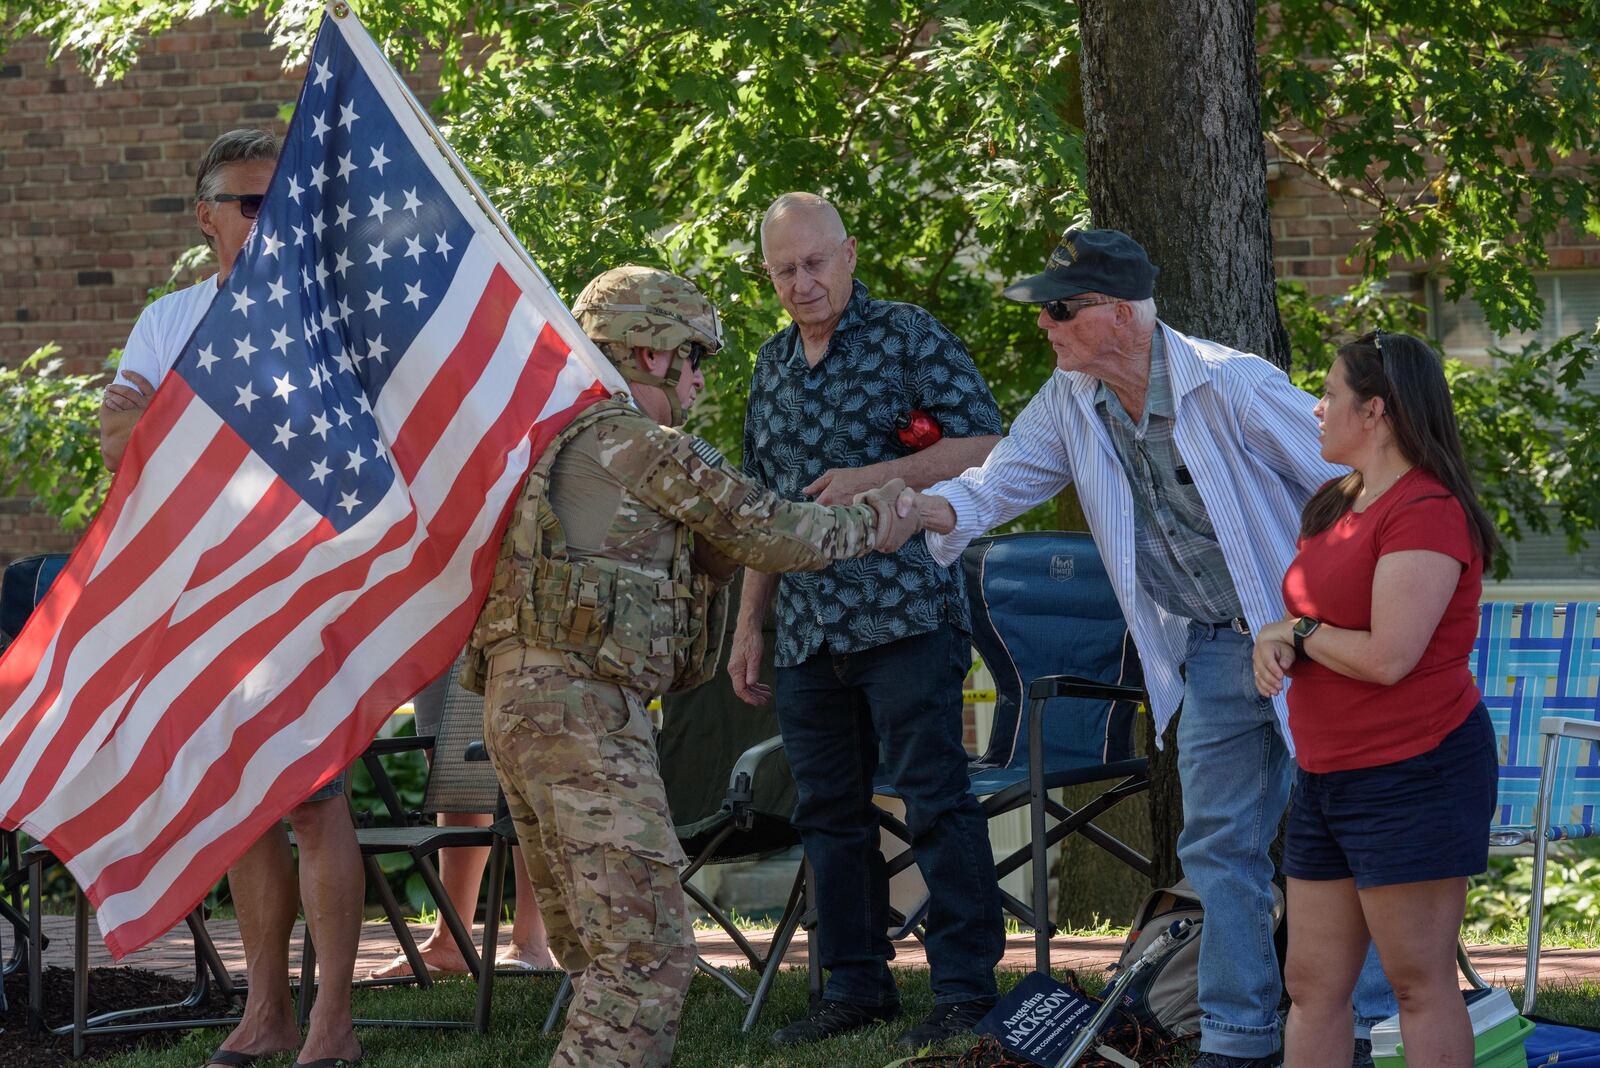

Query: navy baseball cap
[[1003, 228, 1159, 303]]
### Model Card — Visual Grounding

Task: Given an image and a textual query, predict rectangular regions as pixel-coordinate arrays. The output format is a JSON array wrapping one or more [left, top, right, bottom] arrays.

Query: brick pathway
[[30, 915, 1600, 988]]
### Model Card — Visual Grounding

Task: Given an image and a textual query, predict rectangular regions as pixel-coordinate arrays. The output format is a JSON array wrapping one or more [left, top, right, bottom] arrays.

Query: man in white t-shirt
[[97, 130, 365, 1068]]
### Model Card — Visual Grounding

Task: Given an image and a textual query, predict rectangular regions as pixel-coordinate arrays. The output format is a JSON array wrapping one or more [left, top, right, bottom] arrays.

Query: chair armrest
[[723, 734, 787, 830], [1540, 716, 1600, 742], [364, 734, 435, 755], [464, 740, 489, 761], [1028, 674, 1145, 705]]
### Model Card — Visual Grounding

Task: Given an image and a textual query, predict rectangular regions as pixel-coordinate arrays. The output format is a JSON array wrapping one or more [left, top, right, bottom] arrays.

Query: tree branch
[[1265, 128, 1388, 211], [835, 16, 927, 163]]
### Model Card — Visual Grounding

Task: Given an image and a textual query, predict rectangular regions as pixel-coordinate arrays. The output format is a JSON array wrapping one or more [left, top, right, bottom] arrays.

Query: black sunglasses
[[207, 193, 266, 220], [678, 340, 710, 371], [1042, 296, 1120, 322]]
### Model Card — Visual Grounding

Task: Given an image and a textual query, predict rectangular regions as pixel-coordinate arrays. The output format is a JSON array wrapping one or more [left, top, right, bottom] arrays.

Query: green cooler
[[1370, 987, 1532, 1068]]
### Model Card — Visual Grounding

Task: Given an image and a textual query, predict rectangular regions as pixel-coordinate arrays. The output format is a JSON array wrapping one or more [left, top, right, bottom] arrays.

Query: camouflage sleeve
[[595, 416, 878, 572]]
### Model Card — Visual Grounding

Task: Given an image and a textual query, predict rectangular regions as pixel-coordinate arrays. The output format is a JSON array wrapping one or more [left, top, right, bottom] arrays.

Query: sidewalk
[[31, 915, 1600, 988]]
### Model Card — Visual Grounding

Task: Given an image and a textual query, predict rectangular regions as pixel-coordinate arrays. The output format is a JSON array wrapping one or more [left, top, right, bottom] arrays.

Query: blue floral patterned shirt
[[742, 280, 1003, 667]]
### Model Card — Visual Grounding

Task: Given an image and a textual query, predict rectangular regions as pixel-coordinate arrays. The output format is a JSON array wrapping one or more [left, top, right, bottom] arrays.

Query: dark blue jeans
[[776, 625, 1003, 1008]]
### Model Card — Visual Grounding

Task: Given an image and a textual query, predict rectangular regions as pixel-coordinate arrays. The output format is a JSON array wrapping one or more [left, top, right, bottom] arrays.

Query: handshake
[[850, 479, 958, 554]]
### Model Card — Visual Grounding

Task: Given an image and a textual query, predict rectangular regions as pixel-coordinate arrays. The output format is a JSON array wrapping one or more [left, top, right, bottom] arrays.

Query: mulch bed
[[2, 964, 234, 1067]]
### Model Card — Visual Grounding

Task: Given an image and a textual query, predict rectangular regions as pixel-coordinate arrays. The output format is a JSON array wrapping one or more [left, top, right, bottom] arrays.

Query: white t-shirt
[[113, 275, 221, 392]]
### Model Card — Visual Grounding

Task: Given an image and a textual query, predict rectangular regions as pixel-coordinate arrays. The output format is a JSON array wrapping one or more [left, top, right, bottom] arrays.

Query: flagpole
[[327, 0, 632, 399]]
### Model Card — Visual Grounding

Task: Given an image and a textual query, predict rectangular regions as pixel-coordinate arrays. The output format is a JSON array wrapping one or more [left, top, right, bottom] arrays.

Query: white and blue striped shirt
[[925, 323, 1343, 747]]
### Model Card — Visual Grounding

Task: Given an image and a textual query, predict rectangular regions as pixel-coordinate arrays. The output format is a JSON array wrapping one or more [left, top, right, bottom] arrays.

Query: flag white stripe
[[92, 454, 525, 930], [0, 395, 220, 749], [0, 427, 280, 818]]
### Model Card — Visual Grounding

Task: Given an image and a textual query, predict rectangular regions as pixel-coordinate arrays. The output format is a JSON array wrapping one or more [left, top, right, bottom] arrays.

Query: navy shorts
[[302, 770, 346, 804], [1283, 702, 1497, 889]]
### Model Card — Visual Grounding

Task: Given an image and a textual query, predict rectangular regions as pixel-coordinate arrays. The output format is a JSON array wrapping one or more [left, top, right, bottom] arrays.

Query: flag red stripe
[[101, 569, 504, 957], [0, 415, 248, 783], [389, 266, 522, 485], [85, 318, 579, 906], [189, 477, 308, 590], [70, 506, 415, 892], [14, 481, 316, 818], [0, 386, 193, 721], [40, 510, 340, 852]]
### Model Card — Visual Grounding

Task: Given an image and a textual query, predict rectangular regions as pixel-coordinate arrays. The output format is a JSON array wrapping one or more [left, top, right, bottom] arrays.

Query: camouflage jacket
[[464, 397, 881, 695]]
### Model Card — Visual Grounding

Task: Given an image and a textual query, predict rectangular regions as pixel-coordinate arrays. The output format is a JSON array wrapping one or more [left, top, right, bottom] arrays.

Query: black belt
[[1216, 617, 1250, 635]]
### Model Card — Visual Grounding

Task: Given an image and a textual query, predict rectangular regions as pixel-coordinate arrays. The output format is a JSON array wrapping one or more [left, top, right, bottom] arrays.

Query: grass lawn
[[81, 967, 1600, 1068]]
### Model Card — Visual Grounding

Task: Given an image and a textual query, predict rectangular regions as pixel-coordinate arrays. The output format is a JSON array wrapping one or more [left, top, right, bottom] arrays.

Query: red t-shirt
[[1282, 469, 1484, 773]]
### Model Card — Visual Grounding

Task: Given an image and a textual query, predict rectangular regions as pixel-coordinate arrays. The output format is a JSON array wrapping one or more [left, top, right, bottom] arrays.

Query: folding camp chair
[[1467, 601, 1600, 1014], [10, 841, 239, 1056], [658, 598, 809, 1031], [875, 530, 1152, 973], [300, 659, 521, 1032], [537, 579, 808, 1033], [3, 551, 239, 1056]]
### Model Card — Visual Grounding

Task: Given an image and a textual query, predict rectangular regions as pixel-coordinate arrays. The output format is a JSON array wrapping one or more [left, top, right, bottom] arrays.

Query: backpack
[[1109, 878, 1284, 1041]]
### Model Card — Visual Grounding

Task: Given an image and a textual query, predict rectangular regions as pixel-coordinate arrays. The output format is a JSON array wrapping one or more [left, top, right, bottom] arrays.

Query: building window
[[1431, 270, 1600, 589]]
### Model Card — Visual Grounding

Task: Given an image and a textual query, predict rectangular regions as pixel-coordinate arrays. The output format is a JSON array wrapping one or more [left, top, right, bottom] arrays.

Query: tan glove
[[854, 478, 922, 553]]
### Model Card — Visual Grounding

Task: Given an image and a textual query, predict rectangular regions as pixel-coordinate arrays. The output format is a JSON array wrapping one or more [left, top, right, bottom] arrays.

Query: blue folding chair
[[875, 531, 1152, 973], [1469, 601, 1600, 1013]]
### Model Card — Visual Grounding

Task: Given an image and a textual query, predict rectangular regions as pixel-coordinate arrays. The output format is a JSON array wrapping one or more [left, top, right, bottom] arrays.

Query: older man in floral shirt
[[730, 192, 1004, 1051]]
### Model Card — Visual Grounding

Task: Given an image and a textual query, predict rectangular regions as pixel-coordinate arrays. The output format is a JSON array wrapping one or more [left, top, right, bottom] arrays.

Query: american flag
[[0, 1, 624, 957]]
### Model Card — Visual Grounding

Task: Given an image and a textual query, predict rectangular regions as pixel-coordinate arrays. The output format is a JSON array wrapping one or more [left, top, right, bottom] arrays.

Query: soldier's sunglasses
[[677, 340, 711, 371], [1042, 296, 1121, 322], [207, 193, 266, 220]]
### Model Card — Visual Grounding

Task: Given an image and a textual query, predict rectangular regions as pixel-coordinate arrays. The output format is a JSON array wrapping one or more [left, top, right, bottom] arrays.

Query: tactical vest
[[462, 398, 729, 696]]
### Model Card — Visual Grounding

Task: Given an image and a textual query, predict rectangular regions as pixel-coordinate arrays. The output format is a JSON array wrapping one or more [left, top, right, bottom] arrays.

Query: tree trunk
[[1078, 0, 1286, 888]]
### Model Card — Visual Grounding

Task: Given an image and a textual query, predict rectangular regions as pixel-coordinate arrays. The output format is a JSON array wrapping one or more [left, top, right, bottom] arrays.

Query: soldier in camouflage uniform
[[463, 266, 920, 1068]]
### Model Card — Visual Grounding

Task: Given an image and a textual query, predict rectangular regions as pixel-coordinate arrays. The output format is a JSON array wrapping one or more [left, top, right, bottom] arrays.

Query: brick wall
[[1266, 145, 1600, 310], [0, 15, 305, 374]]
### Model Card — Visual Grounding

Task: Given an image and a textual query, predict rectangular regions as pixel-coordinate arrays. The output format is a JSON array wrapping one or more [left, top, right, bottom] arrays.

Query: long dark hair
[[1300, 331, 1498, 560]]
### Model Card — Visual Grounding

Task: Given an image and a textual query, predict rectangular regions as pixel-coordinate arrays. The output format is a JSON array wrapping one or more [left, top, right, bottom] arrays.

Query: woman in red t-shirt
[[1250, 331, 1499, 1068]]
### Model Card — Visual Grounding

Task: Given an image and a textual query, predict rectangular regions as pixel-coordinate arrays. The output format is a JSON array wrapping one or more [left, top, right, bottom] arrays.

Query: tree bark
[[1078, 0, 1287, 889]]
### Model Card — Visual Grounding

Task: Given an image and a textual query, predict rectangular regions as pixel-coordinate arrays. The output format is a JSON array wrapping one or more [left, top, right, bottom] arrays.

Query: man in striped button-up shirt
[[901, 230, 1395, 1068]]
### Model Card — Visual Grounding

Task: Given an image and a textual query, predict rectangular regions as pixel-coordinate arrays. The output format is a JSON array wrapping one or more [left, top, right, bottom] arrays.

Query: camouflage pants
[[483, 657, 694, 1068]]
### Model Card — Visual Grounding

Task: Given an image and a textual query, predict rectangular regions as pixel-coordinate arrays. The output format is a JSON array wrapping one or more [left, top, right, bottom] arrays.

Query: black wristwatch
[[1292, 616, 1322, 658]]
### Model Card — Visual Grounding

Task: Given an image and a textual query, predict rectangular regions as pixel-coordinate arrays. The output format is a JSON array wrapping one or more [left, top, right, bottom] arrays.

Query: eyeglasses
[[763, 238, 848, 287], [206, 193, 266, 220], [678, 340, 710, 371], [1042, 296, 1121, 322]]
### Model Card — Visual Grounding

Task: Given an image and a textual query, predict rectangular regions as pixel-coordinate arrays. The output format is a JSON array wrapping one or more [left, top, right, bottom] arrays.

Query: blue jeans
[[776, 626, 1003, 1008], [1177, 621, 1396, 1058]]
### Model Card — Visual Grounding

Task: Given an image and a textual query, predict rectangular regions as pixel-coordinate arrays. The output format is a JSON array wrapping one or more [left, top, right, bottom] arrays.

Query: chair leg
[[187, 907, 238, 1001], [1028, 694, 1051, 974], [475, 838, 506, 1034], [543, 974, 573, 1034], [363, 854, 432, 990], [743, 868, 807, 1033], [297, 932, 317, 1028], [27, 855, 44, 1034], [413, 853, 483, 980], [1457, 939, 1491, 991], [73, 884, 89, 1059], [1524, 733, 1561, 1016]]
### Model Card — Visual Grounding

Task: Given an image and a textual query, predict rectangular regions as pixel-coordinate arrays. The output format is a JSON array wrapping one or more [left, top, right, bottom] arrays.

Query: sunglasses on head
[[207, 193, 266, 220], [1042, 295, 1121, 322]]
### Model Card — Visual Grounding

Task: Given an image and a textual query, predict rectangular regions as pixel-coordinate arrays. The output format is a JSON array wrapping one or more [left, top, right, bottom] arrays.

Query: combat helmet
[[571, 265, 723, 425]]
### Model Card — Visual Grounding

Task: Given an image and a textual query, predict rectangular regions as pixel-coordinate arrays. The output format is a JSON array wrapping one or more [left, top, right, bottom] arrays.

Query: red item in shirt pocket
[[895, 409, 943, 451]]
